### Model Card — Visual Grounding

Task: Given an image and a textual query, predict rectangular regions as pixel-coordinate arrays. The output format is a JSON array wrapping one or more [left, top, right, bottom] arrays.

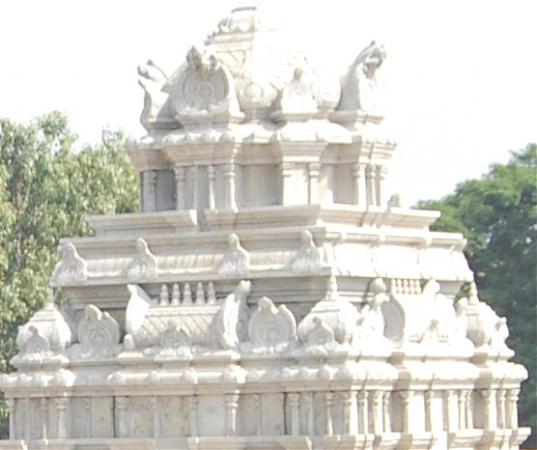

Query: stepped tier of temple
[[0, 6, 529, 450]]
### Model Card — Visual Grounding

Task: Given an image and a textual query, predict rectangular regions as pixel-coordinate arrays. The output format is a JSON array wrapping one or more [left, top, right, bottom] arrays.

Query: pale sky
[[0, 0, 535, 205]]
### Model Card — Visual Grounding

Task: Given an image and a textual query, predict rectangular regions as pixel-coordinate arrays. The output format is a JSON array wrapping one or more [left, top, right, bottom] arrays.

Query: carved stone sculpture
[[126, 238, 158, 281], [23, 326, 51, 355], [289, 230, 324, 274], [209, 280, 251, 350], [247, 296, 297, 347], [218, 233, 250, 277], [51, 242, 87, 286], [77, 304, 120, 359], [337, 40, 386, 114], [138, 60, 173, 130]]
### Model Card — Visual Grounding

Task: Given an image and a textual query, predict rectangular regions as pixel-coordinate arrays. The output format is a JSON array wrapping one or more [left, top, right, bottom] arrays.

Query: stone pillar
[[223, 163, 237, 210], [325, 392, 334, 435], [463, 390, 473, 430], [188, 166, 198, 210], [308, 162, 320, 204], [443, 390, 456, 432], [497, 389, 507, 429], [365, 165, 376, 207], [174, 165, 186, 210], [425, 390, 433, 432], [399, 391, 413, 433], [189, 395, 198, 436], [142, 170, 157, 212], [253, 394, 262, 435], [383, 392, 391, 433], [24, 398, 31, 442], [481, 389, 497, 431], [375, 165, 387, 206], [225, 394, 239, 436], [300, 392, 314, 436], [339, 391, 358, 435], [5, 398, 15, 440], [281, 162, 295, 205], [372, 391, 383, 434], [208, 165, 216, 210], [352, 163, 367, 208], [56, 397, 69, 439], [287, 393, 300, 435], [507, 389, 520, 429], [152, 397, 160, 438], [84, 398, 91, 438], [115, 396, 129, 438], [457, 390, 465, 430], [357, 391, 369, 434]]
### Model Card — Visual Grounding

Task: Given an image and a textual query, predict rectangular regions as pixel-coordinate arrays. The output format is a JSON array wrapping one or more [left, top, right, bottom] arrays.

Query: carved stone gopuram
[[0, 5, 530, 450]]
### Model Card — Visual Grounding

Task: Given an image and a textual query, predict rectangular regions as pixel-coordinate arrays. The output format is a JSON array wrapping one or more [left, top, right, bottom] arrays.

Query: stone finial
[[218, 233, 250, 277], [126, 238, 158, 281], [51, 242, 87, 286]]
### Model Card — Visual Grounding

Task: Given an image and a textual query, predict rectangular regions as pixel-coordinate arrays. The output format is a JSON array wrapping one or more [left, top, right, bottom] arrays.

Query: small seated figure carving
[[289, 230, 323, 274], [218, 233, 250, 277], [126, 238, 158, 281], [51, 242, 87, 285], [277, 67, 318, 114], [78, 304, 120, 359], [305, 317, 336, 347], [159, 321, 191, 358], [24, 326, 51, 355]]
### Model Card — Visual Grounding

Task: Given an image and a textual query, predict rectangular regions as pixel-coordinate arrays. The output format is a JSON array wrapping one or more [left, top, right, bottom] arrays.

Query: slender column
[[6, 398, 16, 439], [208, 165, 216, 209], [152, 397, 160, 438], [276, 393, 285, 433], [497, 389, 506, 429], [338, 391, 358, 435], [325, 392, 334, 435], [372, 391, 383, 434], [463, 390, 473, 430], [365, 165, 376, 207], [225, 394, 240, 436], [142, 170, 157, 212], [84, 398, 91, 438], [281, 162, 295, 205], [357, 391, 369, 434], [115, 396, 129, 438], [24, 398, 31, 442], [444, 390, 455, 432], [222, 163, 237, 209], [481, 389, 497, 430], [174, 165, 186, 210], [300, 392, 314, 436], [383, 392, 391, 433], [56, 398, 69, 439], [375, 165, 388, 206], [137, 172, 143, 211], [457, 390, 465, 430], [253, 394, 262, 435], [352, 163, 367, 207], [287, 393, 300, 435], [425, 390, 433, 432], [507, 389, 519, 429], [188, 166, 198, 210], [189, 395, 198, 436], [399, 391, 413, 433], [308, 162, 320, 204]]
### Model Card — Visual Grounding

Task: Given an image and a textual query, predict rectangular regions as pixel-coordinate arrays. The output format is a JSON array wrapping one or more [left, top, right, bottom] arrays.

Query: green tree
[[417, 144, 537, 448], [0, 113, 138, 438]]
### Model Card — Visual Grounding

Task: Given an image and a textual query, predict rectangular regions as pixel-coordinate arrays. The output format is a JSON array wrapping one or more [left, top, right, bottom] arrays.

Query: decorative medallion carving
[[77, 304, 120, 359], [248, 297, 297, 347]]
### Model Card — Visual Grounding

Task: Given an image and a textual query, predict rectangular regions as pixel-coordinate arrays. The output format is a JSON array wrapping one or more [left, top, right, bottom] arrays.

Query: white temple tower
[[0, 6, 530, 449]]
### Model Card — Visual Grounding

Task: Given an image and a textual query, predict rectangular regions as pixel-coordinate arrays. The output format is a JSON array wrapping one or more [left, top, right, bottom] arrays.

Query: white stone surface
[[0, 5, 530, 450]]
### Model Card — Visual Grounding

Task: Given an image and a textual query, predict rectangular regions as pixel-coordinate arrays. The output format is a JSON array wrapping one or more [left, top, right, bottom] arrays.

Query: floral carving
[[51, 242, 87, 286], [248, 297, 297, 347], [77, 304, 120, 359], [126, 238, 158, 281]]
